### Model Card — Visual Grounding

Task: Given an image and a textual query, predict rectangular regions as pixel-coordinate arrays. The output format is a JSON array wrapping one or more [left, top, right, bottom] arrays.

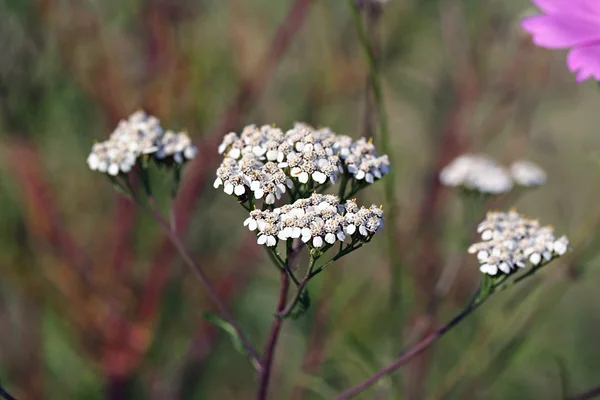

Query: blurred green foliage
[[1, 0, 600, 399]]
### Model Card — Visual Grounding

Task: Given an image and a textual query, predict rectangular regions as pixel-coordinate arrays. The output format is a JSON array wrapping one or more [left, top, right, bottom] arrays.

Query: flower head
[[439, 154, 513, 194], [87, 110, 197, 175], [468, 210, 570, 276], [521, 0, 600, 82], [243, 193, 384, 248], [214, 122, 390, 204], [510, 160, 547, 187]]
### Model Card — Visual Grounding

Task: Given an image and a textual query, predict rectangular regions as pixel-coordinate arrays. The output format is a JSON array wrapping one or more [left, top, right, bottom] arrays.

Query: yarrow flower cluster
[[214, 123, 390, 204], [87, 110, 198, 176], [468, 210, 570, 276], [521, 0, 600, 82], [510, 160, 547, 187], [440, 154, 547, 194], [439, 154, 513, 194], [243, 193, 384, 248]]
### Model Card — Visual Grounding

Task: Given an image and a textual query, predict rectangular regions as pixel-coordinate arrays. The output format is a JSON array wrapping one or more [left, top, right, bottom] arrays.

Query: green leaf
[[203, 312, 247, 355], [106, 175, 133, 199], [290, 288, 311, 319]]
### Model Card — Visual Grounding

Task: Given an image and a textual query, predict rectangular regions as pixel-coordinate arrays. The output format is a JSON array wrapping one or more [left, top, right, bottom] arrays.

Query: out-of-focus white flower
[[510, 160, 547, 187], [155, 130, 198, 164], [242, 193, 383, 248], [342, 138, 390, 184], [87, 110, 198, 175], [440, 154, 513, 194], [468, 210, 570, 276]]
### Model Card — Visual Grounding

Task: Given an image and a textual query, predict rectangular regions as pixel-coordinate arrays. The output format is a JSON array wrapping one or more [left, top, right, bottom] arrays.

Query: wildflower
[[510, 160, 547, 187], [521, 0, 600, 82], [155, 130, 198, 164], [214, 122, 390, 203], [343, 138, 390, 183], [242, 193, 384, 248], [87, 110, 197, 175], [468, 210, 570, 276], [440, 154, 513, 194]]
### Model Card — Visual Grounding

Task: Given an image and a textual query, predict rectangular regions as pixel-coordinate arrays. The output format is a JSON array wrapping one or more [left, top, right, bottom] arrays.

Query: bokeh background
[[1, 0, 600, 399]]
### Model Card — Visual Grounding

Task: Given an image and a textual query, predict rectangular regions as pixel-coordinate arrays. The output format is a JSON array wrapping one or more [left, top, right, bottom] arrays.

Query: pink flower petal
[[521, 15, 600, 49], [532, 0, 600, 17], [567, 43, 600, 82]]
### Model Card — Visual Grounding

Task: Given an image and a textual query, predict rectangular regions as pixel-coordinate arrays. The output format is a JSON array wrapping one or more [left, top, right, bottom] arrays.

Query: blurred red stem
[[257, 271, 290, 400]]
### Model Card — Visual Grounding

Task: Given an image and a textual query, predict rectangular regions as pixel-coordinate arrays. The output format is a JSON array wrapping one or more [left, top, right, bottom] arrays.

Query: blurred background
[[1, 0, 600, 399]]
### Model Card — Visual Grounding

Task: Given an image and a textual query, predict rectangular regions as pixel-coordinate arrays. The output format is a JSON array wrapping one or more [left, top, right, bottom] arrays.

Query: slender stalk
[[0, 384, 16, 400], [347, 0, 403, 359], [257, 271, 291, 400], [144, 197, 262, 371], [567, 384, 600, 400], [277, 255, 316, 318], [334, 293, 487, 400]]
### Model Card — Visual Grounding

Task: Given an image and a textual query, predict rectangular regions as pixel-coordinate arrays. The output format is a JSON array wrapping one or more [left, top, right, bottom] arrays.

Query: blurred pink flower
[[521, 0, 600, 82]]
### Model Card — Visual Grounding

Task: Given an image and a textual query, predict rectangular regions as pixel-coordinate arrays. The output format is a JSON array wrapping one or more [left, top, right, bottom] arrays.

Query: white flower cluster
[[337, 137, 391, 184], [243, 193, 384, 248], [468, 210, 570, 276], [510, 160, 547, 187], [439, 154, 513, 194], [87, 110, 198, 176], [214, 123, 390, 203], [440, 154, 547, 194]]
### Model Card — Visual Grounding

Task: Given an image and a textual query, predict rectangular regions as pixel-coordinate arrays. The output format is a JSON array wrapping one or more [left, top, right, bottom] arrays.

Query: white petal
[[529, 253, 541, 266], [267, 149, 279, 161], [229, 148, 241, 159], [250, 181, 261, 191], [480, 264, 498, 275], [313, 236, 323, 248], [553, 241, 567, 255], [254, 188, 264, 199], [292, 227, 302, 238], [359, 225, 368, 236], [477, 251, 489, 262], [108, 164, 120, 176], [224, 182, 234, 195], [234, 185, 246, 196], [266, 193, 276, 204], [213, 177, 223, 188], [498, 262, 510, 274], [366, 173, 374, 183], [299, 172, 309, 184], [267, 236, 277, 247], [253, 146, 266, 157], [345, 224, 356, 235], [313, 171, 327, 184], [257, 235, 267, 245], [481, 230, 493, 241], [355, 170, 366, 180], [336, 231, 346, 241], [325, 233, 336, 244]]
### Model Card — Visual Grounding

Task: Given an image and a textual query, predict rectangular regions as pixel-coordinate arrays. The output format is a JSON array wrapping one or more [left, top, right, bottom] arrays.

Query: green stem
[[278, 255, 317, 318], [348, 0, 403, 368]]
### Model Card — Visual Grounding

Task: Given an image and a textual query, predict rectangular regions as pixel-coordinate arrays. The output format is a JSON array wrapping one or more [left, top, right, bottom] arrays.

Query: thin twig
[[0, 384, 16, 400], [568, 385, 600, 400], [145, 197, 262, 370], [334, 293, 486, 400]]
